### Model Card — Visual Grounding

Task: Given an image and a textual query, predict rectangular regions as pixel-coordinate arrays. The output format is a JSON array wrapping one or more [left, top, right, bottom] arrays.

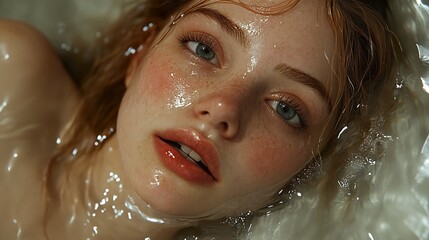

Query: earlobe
[[125, 53, 141, 87]]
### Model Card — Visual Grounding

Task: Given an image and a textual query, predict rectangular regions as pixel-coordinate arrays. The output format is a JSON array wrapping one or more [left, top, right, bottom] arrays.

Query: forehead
[[178, 0, 335, 83], [181, 0, 333, 41]]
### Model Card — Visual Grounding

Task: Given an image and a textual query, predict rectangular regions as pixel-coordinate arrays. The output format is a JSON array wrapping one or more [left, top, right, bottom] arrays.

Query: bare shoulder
[[0, 20, 59, 82], [0, 19, 78, 98], [0, 19, 79, 126], [0, 20, 79, 160], [0, 21, 80, 233]]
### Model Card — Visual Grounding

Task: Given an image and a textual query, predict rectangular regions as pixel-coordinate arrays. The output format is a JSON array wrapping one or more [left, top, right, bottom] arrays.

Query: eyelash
[[269, 96, 308, 129], [179, 32, 220, 65]]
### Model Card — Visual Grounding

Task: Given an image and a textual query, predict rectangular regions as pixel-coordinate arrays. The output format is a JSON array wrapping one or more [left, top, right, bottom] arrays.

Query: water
[[1, 0, 429, 239]]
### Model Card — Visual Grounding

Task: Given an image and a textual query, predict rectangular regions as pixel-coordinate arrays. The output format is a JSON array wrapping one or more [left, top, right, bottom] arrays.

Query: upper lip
[[155, 128, 221, 181]]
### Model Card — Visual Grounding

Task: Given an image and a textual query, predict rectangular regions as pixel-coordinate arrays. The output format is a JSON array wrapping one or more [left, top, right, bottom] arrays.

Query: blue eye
[[269, 100, 303, 127], [186, 41, 218, 65]]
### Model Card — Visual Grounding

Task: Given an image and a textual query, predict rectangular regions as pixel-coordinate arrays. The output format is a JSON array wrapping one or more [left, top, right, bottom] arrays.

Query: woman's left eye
[[269, 100, 304, 128], [180, 32, 220, 65], [185, 41, 218, 65]]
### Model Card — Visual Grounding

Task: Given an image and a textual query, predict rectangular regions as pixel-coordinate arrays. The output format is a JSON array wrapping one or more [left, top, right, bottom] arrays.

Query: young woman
[[0, 0, 397, 239]]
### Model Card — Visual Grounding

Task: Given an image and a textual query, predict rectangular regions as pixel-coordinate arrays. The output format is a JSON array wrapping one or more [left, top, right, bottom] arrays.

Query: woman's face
[[117, 0, 334, 219]]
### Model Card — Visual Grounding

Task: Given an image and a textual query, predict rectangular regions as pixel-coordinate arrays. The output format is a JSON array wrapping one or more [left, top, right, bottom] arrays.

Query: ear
[[125, 51, 141, 87], [124, 29, 158, 87]]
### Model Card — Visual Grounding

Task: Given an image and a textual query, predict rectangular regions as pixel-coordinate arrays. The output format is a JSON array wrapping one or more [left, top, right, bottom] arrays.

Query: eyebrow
[[189, 8, 249, 48], [183, 8, 331, 109], [274, 64, 331, 109]]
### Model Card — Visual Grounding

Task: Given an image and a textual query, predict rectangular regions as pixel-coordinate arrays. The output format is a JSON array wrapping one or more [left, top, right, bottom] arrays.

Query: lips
[[153, 129, 220, 184]]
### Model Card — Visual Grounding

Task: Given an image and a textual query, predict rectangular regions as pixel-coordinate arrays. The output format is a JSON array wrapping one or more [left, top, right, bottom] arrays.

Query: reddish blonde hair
[[316, 0, 399, 202], [55, 0, 399, 198]]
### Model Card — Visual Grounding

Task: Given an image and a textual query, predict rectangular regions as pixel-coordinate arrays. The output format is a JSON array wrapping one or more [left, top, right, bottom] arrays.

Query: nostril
[[193, 96, 240, 139], [220, 122, 228, 131]]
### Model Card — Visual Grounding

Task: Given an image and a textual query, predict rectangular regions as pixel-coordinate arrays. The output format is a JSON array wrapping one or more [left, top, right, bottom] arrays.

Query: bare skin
[[0, 0, 334, 238], [0, 20, 78, 239], [0, 20, 180, 239]]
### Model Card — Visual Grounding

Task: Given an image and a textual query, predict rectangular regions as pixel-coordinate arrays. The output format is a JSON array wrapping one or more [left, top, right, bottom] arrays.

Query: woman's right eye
[[185, 41, 219, 65]]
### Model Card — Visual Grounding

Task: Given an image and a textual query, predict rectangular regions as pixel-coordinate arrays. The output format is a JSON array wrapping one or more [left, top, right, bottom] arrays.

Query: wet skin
[[0, 0, 335, 239], [117, 0, 334, 218]]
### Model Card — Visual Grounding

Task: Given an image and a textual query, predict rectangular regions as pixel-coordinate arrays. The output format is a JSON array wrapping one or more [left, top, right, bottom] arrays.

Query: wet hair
[[326, 0, 397, 134], [54, 0, 398, 201], [316, 0, 399, 203]]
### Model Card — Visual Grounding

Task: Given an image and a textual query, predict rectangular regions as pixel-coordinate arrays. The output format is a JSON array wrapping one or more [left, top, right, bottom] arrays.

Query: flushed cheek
[[138, 56, 195, 110], [138, 58, 174, 102]]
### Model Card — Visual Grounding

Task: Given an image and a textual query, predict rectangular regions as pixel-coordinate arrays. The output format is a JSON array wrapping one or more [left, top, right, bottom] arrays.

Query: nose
[[193, 92, 241, 139]]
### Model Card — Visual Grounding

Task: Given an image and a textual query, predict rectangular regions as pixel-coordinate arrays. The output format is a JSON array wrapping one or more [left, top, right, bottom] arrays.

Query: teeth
[[163, 138, 211, 173], [179, 143, 204, 165], [189, 150, 202, 162], [162, 139, 212, 176], [180, 144, 192, 155]]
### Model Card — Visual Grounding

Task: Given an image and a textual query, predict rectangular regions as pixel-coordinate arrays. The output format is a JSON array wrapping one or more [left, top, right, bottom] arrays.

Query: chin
[[130, 175, 220, 220]]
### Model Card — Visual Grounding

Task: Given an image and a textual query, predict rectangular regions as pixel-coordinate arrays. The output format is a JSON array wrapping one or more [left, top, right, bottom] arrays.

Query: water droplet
[[72, 148, 78, 156], [61, 43, 72, 52], [124, 47, 136, 56], [0, 44, 10, 60], [0, 100, 7, 112]]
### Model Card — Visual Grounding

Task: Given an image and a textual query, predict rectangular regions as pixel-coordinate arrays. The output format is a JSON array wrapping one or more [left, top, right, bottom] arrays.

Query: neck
[[45, 135, 187, 239]]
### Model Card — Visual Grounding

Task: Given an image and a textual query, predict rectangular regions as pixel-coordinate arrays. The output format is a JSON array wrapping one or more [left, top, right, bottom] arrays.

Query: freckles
[[247, 135, 282, 178], [245, 132, 304, 184], [141, 60, 171, 100], [142, 56, 194, 110]]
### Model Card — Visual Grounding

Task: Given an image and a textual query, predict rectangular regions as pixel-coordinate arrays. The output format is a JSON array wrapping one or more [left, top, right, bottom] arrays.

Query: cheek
[[134, 54, 195, 110], [139, 57, 174, 101], [247, 136, 279, 176], [244, 133, 308, 184]]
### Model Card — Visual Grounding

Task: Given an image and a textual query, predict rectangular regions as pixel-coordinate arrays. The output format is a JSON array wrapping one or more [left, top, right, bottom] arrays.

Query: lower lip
[[153, 137, 215, 184]]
